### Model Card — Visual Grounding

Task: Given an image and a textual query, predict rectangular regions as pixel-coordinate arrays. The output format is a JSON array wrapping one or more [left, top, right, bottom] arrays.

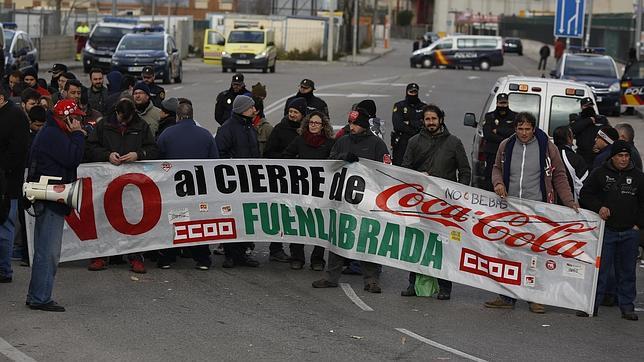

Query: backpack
[[561, 149, 588, 202]]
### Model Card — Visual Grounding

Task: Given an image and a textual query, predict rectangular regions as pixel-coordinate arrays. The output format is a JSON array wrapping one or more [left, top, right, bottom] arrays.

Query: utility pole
[[327, 0, 335, 62], [584, 0, 593, 48], [385, 0, 391, 49], [352, 0, 358, 62], [371, 0, 377, 54], [637, 0, 643, 61], [152, 0, 156, 24], [112, 0, 117, 16], [167, 0, 171, 35]]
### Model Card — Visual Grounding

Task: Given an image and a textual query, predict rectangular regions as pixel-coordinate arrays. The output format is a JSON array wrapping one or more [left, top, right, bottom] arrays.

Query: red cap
[[53, 99, 85, 118]]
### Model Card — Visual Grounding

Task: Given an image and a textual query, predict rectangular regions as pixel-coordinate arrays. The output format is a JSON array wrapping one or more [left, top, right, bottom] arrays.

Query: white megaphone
[[23, 176, 83, 211]]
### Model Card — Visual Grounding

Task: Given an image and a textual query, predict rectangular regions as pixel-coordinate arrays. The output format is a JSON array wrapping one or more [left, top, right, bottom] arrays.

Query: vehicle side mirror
[[463, 113, 477, 127], [267, 41, 275, 46], [549, 70, 557, 78], [217, 40, 225, 46]]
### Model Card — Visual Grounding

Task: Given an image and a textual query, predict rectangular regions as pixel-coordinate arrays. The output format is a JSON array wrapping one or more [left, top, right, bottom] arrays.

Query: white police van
[[463, 76, 597, 188]]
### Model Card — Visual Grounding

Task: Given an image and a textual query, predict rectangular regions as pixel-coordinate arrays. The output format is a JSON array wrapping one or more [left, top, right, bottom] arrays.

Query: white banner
[[30, 159, 604, 313]]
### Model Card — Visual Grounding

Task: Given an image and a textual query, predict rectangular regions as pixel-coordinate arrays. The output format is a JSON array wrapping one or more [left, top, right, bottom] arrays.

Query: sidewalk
[[338, 42, 395, 65]]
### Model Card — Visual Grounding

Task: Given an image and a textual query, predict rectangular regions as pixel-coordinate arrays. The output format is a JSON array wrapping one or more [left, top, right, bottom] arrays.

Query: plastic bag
[[414, 274, 439, 297]]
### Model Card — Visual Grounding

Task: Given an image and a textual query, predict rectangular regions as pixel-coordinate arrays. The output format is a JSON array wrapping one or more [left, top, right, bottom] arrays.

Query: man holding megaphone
[[24, 98, 85, 312]]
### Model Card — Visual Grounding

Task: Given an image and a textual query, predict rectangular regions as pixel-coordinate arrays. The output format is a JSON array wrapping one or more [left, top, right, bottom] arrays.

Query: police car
[[621, 60, 643, 110], [3, 23, 39, 73], [463, 76, 597, 188], [111, 28, 183, 84], [410, 35, 504, 70], [82, 17, 138, 73]]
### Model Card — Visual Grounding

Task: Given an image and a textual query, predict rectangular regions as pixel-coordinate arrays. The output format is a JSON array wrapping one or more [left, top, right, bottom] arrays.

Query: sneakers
[[310, 260, 325, 271], [290, 260, 304, 270], [195, 262, 210, 271], [269, 250, 290, 263], [484, 297, 515, 309], [157, 263, 171, 269], [364, 282, 382, 293], [437, 290, 451, 300], [130, 259, 147, 274], [88, 258, 107, 271], [622, 312, 639, 321], [28, 301, 65, 312], [529, 303, 546, 314], [312, 279, 338, 288]]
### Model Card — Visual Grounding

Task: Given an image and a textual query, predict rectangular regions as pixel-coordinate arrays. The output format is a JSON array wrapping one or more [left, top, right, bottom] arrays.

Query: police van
[[463, 76, 597, 188], [410, 35, 503, 70]]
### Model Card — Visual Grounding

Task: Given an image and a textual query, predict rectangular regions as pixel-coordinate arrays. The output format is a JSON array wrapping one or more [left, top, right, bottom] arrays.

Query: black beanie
[[348, 108, 371, 129], [356, 99, 376, 118], [287, 97, 308, 116], [610, 140, 632, 158]]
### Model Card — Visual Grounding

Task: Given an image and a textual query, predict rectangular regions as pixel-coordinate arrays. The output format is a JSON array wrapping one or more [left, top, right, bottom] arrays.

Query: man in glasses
[[391, 83, 426, 166], [141, 66, 166, 108], [283, 79, 329, 117]]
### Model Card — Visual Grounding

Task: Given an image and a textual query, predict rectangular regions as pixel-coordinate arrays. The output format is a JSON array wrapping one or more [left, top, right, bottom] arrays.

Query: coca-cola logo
[[375, 183, 597, 260]]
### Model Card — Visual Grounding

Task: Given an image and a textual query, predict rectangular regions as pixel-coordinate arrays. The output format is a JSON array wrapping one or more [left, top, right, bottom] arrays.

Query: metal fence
[[499, 13, 637, 63]]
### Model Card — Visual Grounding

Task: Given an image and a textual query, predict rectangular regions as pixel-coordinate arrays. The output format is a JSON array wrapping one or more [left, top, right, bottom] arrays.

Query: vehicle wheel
[[231, 68, 236, 73], [262, 67, 268, 73], [162, 68, 171, 84], [479, 59, 491, 71], [174, 64, 182, 83], [269, 63, 276, 73], [518, 51, 523, 56], [422, 57, 433, 68], [222, 67, 228, 73]]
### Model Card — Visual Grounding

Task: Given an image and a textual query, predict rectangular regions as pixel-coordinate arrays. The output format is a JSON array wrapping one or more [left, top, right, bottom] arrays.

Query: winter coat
[[402, 126, 471, 185], [391, 97, 426, 165], [85, 113, 158, 162], [157, 119, 219, 159], [570, 112, 610, 166], [136, 101, 161, 136], [558, 144, 588, 201], [215, 112, 260, 159], [284, 92, 329, 117], [482, 108, 517, 154], [254, 118, 273, 156], [283, 134, 335, 160], [492, 128, 575, 207], [87, 86, 108, 114], [214, 87, 251, 125], [330, 130, 390, 163], [263, 117, 300, 159], [156, 114, 176, 139], [0, 102, 29, 197]]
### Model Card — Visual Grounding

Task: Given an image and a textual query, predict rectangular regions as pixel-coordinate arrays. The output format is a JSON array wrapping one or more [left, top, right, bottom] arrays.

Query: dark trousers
[[407, 272, 452, 293], [290, 243, 325, 263], [326, 251, 379, 285], [158, 245, 211, 266], [483, 152, 496, 191], [538, 57, 548, 70], [269, 242, 284, 255], [224, 242, 249, 262], [595, 228, 639, 313]]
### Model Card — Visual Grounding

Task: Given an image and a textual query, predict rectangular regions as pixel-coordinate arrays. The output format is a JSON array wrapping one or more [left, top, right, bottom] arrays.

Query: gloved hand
[[344, 152, 359, 163]]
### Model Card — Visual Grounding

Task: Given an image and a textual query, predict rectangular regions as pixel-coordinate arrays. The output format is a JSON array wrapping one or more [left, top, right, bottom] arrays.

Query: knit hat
[[23, 67, 38, 79], [161, 97, 178, 114], [28, 105, 47, 123], [596, 127, 618, 145], [287, 97, 307, 116], [348, 108, 370, 129], [356, 99, 376, 118], [610, 140, 632, 158], [132, 82, 151, 96], [232, 95, 255, 114], [252, 82, 267, 98]]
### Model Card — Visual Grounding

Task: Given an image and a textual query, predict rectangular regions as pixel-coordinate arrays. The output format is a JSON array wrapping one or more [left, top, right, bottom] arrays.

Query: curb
[[339, 47, 395, 66]]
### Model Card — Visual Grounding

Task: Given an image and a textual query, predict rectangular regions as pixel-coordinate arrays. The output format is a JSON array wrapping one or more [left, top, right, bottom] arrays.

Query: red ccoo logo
[[459, 248, 522, 285], [173, 218, 237, 244]]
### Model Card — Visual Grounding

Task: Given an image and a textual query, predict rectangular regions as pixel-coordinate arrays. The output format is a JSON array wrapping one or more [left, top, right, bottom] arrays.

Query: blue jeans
[[595, 228, 639, 313], [27, 204, 65, 305], [0, 199, 18, 278]]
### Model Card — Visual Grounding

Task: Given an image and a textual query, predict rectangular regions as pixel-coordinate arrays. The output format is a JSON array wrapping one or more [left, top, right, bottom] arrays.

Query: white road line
[[0, 337, 37, 362], [340, 283, 373, 311], [395, 328, 487, 362], [172, 86, 184, 90]]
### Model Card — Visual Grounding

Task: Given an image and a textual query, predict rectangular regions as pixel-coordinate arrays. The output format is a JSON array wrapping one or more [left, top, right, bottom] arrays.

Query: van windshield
[[508, 93, 541, 119], [90, 26, 131, 48], [228, 31, 264, 44], [549, 96, 581, 135]]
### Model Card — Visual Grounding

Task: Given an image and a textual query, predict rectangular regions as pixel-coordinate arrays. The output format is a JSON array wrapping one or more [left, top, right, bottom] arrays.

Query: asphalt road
[[1, 40, 644, 362]]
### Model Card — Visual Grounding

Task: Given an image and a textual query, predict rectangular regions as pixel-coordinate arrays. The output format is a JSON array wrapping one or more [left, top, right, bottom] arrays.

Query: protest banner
[[28, 158, 603, 313]]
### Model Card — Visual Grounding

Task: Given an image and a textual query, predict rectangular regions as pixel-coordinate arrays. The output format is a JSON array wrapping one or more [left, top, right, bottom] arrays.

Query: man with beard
[[214, 73, 251, 125], [571, 97, 610, 166], [283, 79, 329, 117], [132, 83, 161, 136], [391, 83, 426, 166], [312, 107, 391, 293], [399, 104, 471, 299], [482, 93, 517, 190], [87, 69, 108, 115]]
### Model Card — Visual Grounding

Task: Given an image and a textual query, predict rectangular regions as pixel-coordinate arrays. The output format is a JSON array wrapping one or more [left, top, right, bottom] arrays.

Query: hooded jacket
[[492, 128, 575, 207]]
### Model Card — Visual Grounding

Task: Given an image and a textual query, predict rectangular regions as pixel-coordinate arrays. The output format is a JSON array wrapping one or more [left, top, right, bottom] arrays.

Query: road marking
[[395, 328, 487, 362], [468, 76, 480, 80], [172, 86, 184, 90], [315, 93, 390, 98], [340, 283, 373, 311], [360, 82, 407, 87], [0, 337, 36, 362]]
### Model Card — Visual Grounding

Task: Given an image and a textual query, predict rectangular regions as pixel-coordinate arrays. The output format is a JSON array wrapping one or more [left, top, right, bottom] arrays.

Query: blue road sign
[[554, 0, 586, 38]]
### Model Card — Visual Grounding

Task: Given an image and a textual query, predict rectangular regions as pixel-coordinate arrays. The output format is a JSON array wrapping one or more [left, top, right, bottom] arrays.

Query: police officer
[[214, 73, 251, 126], [482, 93, 517, 190], [570, 97, 610, 167], [283, 79, 329, 117], [391, 83, 426, 166], [141, 66, 165, 108]]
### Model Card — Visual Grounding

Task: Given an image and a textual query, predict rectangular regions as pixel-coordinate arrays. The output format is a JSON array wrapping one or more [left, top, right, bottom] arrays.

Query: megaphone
[[23, 176, 83, 211]]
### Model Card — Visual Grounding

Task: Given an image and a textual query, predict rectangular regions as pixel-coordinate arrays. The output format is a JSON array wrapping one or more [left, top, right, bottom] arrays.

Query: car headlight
[[608, 81, 620, 93], [155, 58, 167, 65], [222, 51, 231, 58], [111, 59, 119, 65], [255, 51, 267, 59], [85, 44, 97, 54]]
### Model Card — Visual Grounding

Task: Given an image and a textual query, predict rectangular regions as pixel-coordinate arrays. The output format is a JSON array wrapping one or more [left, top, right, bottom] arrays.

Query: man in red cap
[[25, 99, 85, 312]]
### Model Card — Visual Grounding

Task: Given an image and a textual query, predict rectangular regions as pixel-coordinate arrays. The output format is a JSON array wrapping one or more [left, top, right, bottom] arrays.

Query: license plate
[[596, 96, 603, 102], [236, 59, 250, 65], [99, 57, 111, 63], [128, 66, 143, 72]]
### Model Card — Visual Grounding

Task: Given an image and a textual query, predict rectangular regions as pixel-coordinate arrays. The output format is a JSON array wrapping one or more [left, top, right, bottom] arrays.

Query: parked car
[[82, 17, 138, 73], [111, 31, 182, 84], [463, 76, 596, 188], [221, 28, 277, 73], [4, 27, 38, 73], [550, 51, 621, 116], [503, 37, 523, 55], [203, 29, 225, 64], [410, 35, 503, 70]]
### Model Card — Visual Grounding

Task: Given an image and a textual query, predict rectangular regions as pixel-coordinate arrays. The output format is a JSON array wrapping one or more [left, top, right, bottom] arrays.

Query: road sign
[[554, 0, 586, 38]]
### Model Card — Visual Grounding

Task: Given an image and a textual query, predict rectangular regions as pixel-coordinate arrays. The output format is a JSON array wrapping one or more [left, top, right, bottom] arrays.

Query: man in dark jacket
[[400, 104, 471, 300], [215, 95, 261, 268], [87, 68, 108, 115], [157, 97, 178, 138], [312, 107, 391, 293], [141, 66, 165, 108], [579, 141, 644, 321], [85, 98, 159, 274], [553, 126, 588, 202], [615, 123, 643, 171], [25, 98, 85, 312], [391, 83, 426, 166], [591, 126, 619, 170], [283, 79, 329, 117], [156, 101, 218, 270], [571, 97, 610, 166], [538, 44, 550, 70], [482, 93, 517, 190], [0, 88, 30, 284], [214, 73, 251, 125], [262, 97, 308, 263]]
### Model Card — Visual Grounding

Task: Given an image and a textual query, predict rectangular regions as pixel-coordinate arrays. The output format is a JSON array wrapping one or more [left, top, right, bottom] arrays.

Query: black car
[[82, 18, 137, 73], [111, 32, 182, 84], [503, 38, 523, 55], [551, 52, 621, 116]]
